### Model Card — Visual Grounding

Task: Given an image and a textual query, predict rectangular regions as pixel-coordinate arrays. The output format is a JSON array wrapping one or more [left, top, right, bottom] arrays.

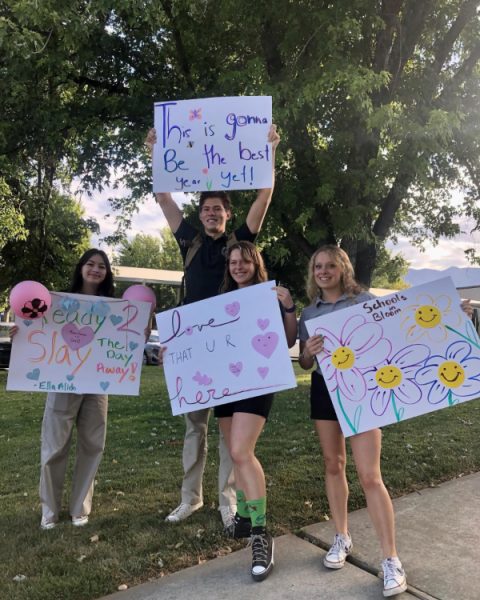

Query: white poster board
[[156, 281, 297, 415], [7, 292, 151, 396], [305, 278, 480, 437], [153, 96, 272, 193]]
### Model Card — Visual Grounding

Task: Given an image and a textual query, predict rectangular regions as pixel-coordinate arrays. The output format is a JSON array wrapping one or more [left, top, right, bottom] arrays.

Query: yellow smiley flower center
[[375, 366, 403, 389], [331, 346, 355, 370], [414, 304, 442, 329], [438, 361, 465, 388]]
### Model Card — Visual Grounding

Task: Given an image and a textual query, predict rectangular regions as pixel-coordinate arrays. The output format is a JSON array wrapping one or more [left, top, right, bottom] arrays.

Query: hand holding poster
[[153, 96, 273, 193], [305, 277, 480, 437], [156, 281, 297, 415], [7, 293, 151, 396]]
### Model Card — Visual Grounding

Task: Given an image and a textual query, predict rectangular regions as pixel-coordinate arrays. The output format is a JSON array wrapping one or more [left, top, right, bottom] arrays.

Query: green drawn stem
[[448, 389, 454, 406], [390, 391, 401, 422], [336, 388, 357, 435], [445, 325, 480, 350]]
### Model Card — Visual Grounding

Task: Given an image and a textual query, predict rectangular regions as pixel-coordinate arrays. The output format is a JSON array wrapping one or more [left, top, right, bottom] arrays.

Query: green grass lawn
[[1, 365, 480, 599]]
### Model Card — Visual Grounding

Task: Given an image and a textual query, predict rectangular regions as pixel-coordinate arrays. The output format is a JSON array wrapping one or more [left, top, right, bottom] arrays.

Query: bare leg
[[228, 413, 266, 500], [350, 428, 397, 558]]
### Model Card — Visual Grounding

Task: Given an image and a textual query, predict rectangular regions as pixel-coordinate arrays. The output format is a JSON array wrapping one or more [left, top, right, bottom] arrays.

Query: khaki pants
[[181, 408, 235, 508], [39, 393, 108, 521]]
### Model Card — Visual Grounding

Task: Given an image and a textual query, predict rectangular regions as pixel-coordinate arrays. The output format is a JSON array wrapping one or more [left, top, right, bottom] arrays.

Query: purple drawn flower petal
[[340, 315, 368, 343], [392, 344, 430, 368], [370, 388, 391, 416], [446, 340, 471, 362], [337, 368, 366, 401], [355, 338, 392, 369], [395, 379, 423, 404]]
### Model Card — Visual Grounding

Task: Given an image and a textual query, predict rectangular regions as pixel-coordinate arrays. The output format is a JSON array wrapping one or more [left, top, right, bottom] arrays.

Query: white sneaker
[[382, 557, 407, 597], [72, 515, 89, 527], [40, 517, 57, 530], [219, 504, 236, 528], [323, 532, 352, 569], [165, 501, 203, 523]]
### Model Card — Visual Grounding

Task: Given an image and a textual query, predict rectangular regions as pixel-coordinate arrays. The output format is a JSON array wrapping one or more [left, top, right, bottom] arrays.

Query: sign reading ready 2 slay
[[7, 293, 151, 396], [153, 96, 272, 193], [305, 277, 480, 437], [156, 281, 297, 416]]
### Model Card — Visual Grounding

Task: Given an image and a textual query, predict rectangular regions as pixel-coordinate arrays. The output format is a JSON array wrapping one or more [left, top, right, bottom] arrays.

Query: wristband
[[284, 304, 296, 313]]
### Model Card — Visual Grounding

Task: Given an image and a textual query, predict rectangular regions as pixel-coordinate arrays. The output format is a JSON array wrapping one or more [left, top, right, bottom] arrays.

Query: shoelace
[[250, 534, 269, 564], [383, 559, 402, 583], [170, 504, 190, 517], [329, 534, 349, 556]]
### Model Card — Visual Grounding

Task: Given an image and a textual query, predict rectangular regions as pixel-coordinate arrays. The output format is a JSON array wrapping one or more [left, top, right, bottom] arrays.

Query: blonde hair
[[221, 241, 268, 292], [306, 245, 364, 302]]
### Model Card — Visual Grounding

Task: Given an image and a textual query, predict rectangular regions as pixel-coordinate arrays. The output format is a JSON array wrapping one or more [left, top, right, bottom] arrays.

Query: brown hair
[[199, 191, 231, 212], [221, 241, 268, 292], [306, 244, 363, 302]]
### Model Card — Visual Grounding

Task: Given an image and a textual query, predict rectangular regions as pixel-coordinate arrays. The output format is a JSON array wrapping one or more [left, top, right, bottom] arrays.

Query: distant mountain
[[406, 267, 480, 288]]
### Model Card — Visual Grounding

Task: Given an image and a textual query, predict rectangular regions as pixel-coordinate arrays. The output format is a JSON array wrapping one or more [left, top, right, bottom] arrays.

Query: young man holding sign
[[146, 124, 280, 527]]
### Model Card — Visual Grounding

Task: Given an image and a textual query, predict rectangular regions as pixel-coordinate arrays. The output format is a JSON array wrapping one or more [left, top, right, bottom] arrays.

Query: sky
[[77, 182, 478, 271]]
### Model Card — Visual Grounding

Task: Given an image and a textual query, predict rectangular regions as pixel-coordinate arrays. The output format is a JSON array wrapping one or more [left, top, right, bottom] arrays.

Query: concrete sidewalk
[[101, 473, 479, 600]]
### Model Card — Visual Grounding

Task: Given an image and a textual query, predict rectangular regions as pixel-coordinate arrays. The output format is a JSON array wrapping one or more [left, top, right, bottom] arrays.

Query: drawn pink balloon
[[229, 362, 243, 376], [122, 285, 156, 310], [225, 301, 240, 317], [257, 318, 269, 331], [251, 332, 279, 359], [258, 367, 269, 379], [9, 280, 51, 319], [61, 324, 95, 350]]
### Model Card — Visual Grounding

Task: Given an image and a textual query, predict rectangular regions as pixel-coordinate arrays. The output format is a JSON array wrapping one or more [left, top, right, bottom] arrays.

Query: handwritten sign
[[7, 293, 151, 396], [156, 281, 297, 415], [153, 96, 272, 193], [305, 278, 480, 437]]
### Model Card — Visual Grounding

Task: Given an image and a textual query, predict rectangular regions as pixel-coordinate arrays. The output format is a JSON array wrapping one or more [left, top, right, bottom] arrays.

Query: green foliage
[[371, 246, 409, 290]]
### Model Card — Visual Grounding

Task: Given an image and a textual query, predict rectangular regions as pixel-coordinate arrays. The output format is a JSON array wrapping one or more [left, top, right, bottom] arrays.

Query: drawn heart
[[225, 301, 240, 317], [110, 315, 123, 326], [59, 297, 80, 312], [66, 375, 75, 382], [251, 332, 279, 359], [257, 367, 269, 379], [202, 168, 209, 174], [91, 300, 110, 318], [61, 324, 95, 350], [100, 381, 110, 391], [129, 341, 139, 351], [23, 320, 33, 327], [206, 180, 213, 190], [229, 362, 243, 376], [26, 368, 40, 381], [257, 318, 269, 331]]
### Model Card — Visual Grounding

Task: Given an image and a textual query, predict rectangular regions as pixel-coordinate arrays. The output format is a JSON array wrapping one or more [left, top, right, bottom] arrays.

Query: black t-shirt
[[174, 219, 256, 304]]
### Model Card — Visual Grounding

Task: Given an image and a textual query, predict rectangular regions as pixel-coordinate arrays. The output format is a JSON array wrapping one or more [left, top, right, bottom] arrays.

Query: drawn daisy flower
[[415, 340, 480, 406], [400, 293, 461, 343], [366, 344, 430, 420], [315, 314, 392, 402]]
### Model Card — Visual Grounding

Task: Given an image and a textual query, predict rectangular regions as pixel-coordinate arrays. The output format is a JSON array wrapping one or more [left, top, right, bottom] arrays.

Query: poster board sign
[[156, 281, 297, 415], [7, 293, 151, 396], [305, 277, 480, 437], [153, 96, 272, 193]]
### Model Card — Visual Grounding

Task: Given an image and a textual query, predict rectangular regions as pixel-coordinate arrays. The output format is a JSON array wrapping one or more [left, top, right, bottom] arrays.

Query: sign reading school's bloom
[[415, 340, 480, 405], [315, 314, 392, 401], [366, 344, 430, 419]]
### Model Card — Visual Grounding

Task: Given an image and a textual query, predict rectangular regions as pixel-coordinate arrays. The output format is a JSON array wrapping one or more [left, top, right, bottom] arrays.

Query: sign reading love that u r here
[[153, 96, 273, 193], [7, 292, 151, 395], [156, 281, 297, 415]]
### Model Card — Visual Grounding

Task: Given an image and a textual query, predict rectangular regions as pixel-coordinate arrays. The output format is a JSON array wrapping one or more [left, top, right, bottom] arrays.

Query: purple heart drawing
[[258, 367, 269, 379], [251, 332, 279, 359], [225, 301, 240, 317], [61, 323, 95, 350], [193, 371, 213, 386], [229, 362, 243, 376], [257, 318, 269, 331]]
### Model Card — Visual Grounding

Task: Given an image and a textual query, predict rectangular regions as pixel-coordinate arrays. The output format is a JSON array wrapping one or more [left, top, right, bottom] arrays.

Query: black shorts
[[214, 393, 274, 419], [310, 371, 338, 421]]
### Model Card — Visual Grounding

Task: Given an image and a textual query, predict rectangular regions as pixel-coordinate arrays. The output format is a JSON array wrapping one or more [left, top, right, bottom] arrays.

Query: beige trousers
[[39, 392, 108, 521], [181, 408, 235, 508]]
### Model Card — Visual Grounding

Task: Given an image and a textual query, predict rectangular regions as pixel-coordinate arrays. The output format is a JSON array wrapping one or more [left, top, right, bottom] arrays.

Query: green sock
[[236, 490, 250, 519], [247, 496, 267, 528]]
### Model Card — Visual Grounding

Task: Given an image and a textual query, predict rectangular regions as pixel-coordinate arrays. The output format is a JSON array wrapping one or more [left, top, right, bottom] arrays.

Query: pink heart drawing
[[229, 362, 243, 376], [225, 301, 240, 317], [251, 332, 279, 359], [202, 167, 209, 174], [258, 367, 269, 379], [257, 318, 269, 331], [61, 324, 95, 350]]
